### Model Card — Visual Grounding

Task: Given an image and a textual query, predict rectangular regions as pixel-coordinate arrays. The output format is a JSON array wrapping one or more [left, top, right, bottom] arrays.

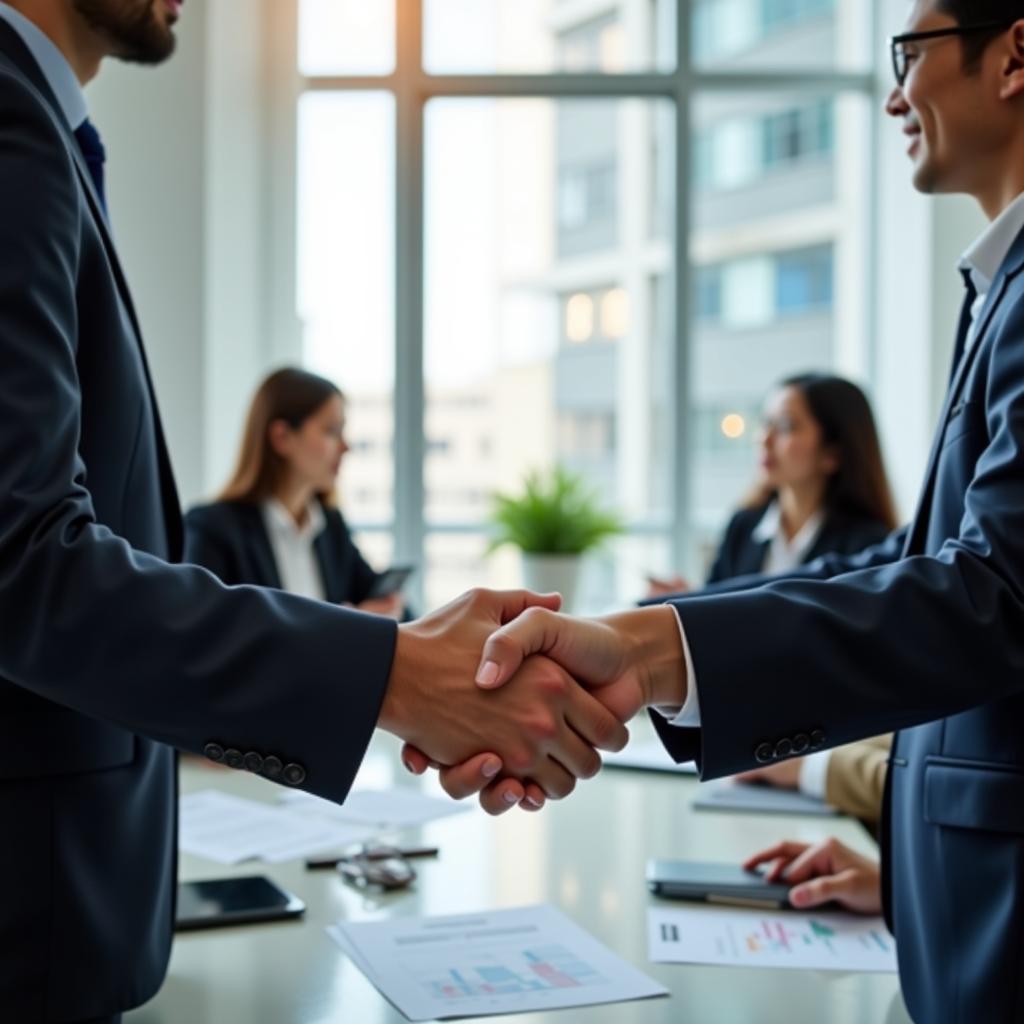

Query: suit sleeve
[[653, 309, 1024, 777], [0, 74, 395, 804]]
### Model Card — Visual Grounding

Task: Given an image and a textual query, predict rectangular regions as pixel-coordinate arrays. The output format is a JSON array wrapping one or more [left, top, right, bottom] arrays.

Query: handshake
[[377, 588, 688, 815]]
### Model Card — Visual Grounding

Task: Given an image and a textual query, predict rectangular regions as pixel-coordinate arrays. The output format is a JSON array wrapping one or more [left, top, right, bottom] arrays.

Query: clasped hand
[[380, 588, 686, 814]]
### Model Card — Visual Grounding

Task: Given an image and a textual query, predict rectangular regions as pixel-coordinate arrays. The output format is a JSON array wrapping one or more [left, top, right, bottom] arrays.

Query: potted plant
[[488, 466, 623, 610]]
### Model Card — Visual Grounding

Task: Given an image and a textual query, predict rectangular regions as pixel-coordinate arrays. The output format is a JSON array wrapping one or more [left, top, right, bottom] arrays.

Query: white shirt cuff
[[653, 611, 701, 727], [798, 750, 831, 799]]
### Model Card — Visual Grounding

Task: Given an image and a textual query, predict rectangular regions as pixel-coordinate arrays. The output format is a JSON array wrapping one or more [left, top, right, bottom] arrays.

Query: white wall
[[872, 2, 987, 522], [86, 0, 300, 509]]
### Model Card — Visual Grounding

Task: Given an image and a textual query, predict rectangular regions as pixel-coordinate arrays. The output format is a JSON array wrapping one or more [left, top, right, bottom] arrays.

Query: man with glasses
[[413, 3, 1024, 1020]]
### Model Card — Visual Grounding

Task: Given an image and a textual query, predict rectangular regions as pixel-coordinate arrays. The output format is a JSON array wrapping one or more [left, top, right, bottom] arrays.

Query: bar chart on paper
[[329, 905, 667, 1021], [419, 944, 601, 1000], [648, 906, 897, 972]]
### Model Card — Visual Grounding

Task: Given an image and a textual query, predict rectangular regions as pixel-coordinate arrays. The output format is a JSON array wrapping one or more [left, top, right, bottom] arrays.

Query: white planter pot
[[521, 553, 582, 612]]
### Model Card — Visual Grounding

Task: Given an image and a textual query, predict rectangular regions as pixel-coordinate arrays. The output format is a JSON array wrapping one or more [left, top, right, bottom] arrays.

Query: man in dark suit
[[0, 2, 626, 1021], [416, 3, 1024, 1020]]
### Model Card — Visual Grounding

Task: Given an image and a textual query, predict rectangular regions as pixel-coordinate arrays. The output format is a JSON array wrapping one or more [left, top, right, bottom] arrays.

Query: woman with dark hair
[[649, 372, 898, 593], [184, 368, 406, 619]]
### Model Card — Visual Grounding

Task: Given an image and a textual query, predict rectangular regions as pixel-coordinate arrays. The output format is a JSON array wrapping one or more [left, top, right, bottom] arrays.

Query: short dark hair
[[935, 1, 1021, 70]]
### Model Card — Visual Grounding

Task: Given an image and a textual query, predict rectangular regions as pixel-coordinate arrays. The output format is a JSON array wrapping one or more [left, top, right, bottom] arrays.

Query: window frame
[[291, 0, 879, 603]]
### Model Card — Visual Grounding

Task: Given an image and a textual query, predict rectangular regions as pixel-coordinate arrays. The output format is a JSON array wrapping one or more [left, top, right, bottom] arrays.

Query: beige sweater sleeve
[[824, 734, 893, 823]]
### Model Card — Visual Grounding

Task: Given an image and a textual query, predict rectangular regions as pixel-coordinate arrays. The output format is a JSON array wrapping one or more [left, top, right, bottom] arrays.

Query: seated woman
[[185, 367, 405, 619], [648, 373, 898, 820], [649, 372, 899, 592]]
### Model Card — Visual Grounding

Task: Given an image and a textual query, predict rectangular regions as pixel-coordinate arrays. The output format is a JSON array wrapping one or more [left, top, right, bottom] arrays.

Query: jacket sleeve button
[[283, 763, 307, 787], [203, 742, 225, 763]]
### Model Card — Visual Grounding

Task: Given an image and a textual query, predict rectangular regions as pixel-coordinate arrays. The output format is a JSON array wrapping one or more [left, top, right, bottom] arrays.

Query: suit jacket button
[[203, 742, 225, 763], [792, 733, 810, 754], [810, 729, 826, 750], [224, 748, 244, 769], [773, 738, 793, 760], [283, 763, 307, 787], [243, 751, 264, 773], [754, 742, 774, 764], [262, 755, 283, 779]]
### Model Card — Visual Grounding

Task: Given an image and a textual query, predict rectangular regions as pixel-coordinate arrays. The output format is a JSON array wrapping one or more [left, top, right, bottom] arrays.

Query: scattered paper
[[180, 790, 374, 865], [649, 905, 896, 972], [280, 787, 470, 829], [602, 740, 698, 775], [692, 782, 838, 816], [328, 904, 668, 1021]]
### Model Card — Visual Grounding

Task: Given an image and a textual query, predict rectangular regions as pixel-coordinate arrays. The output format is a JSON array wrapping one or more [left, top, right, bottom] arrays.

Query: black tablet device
[[175, 875, 306, 931], [646, 859, 793, 909], [365, 565, 415, 600]]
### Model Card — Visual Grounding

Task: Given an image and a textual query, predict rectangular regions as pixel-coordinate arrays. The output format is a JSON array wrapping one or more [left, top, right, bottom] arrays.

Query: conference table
[[126, 724, 911, 1024]]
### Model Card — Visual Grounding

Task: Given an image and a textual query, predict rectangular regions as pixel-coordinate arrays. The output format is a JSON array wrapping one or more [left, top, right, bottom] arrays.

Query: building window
[[776, 244, 834, 314]]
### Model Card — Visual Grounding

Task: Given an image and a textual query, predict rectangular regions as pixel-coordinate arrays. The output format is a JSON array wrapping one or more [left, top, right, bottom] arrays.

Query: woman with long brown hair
[[184, 368, 406, 618]]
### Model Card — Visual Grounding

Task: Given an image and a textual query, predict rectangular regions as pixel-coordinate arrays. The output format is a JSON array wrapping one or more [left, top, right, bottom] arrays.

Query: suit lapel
[[903, 231, 1024, 554], [313, 519, 339, 604], [0, 23, 184, 560], [244, 506, 283, 590]]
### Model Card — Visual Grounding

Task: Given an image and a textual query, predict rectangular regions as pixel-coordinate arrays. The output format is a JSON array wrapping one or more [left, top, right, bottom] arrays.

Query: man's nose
[[885, 84, 909, 117]]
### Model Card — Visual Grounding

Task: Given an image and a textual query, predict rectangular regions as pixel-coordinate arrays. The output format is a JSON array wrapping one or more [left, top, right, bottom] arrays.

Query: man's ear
[[998, 21, 1024, 101]]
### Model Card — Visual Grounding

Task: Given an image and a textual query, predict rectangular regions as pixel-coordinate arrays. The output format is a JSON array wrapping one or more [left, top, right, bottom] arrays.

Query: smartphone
[[646, 859, 793, 909], [175, 875, 306, 931], [365, 565, 415, 600]]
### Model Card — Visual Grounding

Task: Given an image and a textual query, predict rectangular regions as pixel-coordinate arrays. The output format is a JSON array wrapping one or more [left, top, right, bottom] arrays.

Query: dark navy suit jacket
[[184, 499, 384, 606], [0, 23, 396, 1022], [704, 504, 891, 585], [654, 228, 1024, 1022]]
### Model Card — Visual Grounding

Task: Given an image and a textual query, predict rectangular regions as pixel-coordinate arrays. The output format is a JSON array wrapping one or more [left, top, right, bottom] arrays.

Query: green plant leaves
[[487, 465, 623, 555]]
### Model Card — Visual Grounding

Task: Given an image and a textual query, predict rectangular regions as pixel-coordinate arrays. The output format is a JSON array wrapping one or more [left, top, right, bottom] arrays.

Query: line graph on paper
[[649, 907, 898, 972]]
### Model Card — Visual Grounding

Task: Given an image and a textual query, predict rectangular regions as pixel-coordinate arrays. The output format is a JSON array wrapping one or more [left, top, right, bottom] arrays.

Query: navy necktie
[[73, 118, 107, 215], [950, 267, 978, 384]]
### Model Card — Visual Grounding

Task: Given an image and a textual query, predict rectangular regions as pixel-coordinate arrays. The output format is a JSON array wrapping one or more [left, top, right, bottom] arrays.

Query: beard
[[71, 0, 176, 65]]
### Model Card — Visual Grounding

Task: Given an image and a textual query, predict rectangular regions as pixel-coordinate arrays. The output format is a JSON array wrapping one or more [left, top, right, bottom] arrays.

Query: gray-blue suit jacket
[[0, 22, 396, 1022], [654, 226, 1024, 1023]]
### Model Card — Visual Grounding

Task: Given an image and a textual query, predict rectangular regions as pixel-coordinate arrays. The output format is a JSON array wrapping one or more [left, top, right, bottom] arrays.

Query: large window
[[295, 0, 876, 606]]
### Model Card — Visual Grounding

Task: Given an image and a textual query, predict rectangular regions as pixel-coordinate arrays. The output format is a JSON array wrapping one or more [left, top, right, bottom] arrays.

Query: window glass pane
[[299, 0, 394, 76], [688, 91, 871, 578], [692, 0, 870, 71], [424, 98, 675, 612], [297, 93, 396, 548], [425, 0, 676, 74]]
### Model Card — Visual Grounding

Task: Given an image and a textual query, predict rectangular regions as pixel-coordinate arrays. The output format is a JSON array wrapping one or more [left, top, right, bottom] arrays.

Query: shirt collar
[[0, 2, 87, 130], [752, 499, 825, 554], [263, 498, 326, 542], [959, 190, 1024, 300]]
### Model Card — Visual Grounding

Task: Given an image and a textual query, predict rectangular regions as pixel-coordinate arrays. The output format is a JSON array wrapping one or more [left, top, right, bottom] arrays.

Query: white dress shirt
[[261, 499, 327, 602], [666, 190, 1024, 772], [751, 500, 825, 576], [0, 2, 88, 129], [959, 190, 1024, 354]]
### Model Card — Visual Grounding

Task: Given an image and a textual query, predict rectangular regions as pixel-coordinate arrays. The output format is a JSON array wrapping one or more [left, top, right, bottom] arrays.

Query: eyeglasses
[[890, 21, 1013, 86]]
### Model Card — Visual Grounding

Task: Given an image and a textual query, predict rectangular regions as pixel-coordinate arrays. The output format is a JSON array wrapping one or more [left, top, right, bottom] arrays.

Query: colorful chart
[[419, 944, 605, 1001]]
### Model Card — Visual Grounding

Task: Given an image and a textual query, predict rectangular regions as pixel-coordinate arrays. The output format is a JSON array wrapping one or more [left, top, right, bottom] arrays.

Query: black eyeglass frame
[[890, 21, 1015, 86]]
